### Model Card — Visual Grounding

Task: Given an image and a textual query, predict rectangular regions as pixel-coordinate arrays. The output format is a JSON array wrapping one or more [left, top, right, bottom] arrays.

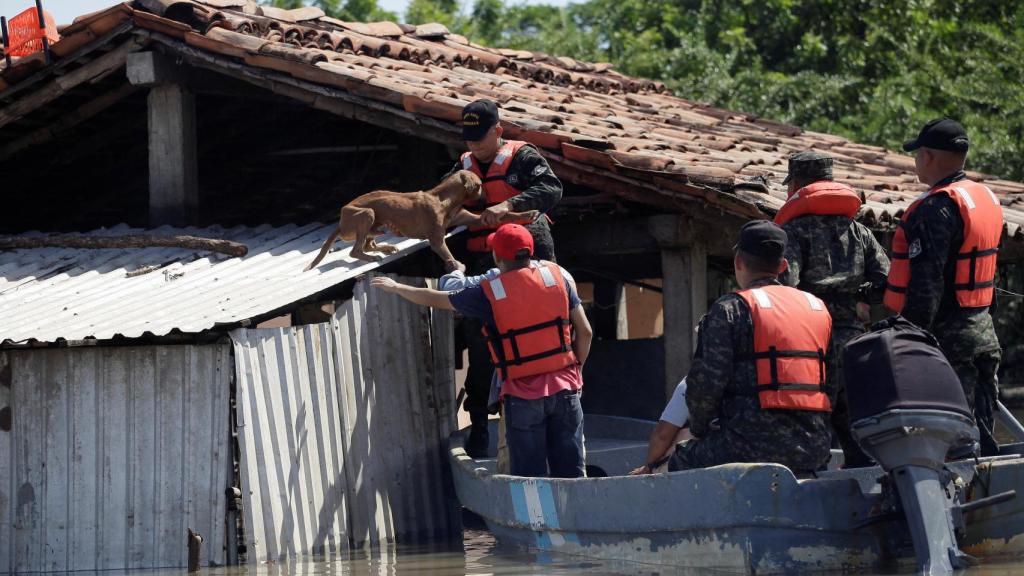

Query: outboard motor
[[844, 317, 980, 574]]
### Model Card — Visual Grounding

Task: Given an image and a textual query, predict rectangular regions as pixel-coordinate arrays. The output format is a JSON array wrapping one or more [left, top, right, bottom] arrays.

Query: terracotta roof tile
[[3, 2, 1024, 241]]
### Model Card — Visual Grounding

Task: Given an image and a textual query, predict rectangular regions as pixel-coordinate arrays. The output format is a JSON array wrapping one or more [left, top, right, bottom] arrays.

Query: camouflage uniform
[[445, 144, 562, 419], [776, 153, 891, 467], [899, 170, 1002, 455], [668, 277, 834, 473]]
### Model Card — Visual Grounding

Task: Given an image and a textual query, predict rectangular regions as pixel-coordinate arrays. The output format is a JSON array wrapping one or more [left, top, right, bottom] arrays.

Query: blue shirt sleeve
[[447, 285, 495, 324], [559, 266, 582, 309], [439, 268, 500, 291]]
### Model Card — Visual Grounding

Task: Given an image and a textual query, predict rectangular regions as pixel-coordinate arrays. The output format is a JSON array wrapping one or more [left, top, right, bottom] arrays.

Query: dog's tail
[[304, 225, 343, 271]]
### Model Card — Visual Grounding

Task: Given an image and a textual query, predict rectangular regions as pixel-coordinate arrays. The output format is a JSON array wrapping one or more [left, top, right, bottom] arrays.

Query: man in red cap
[[372, 224, 592, 478], [449, 99, 563, 458]]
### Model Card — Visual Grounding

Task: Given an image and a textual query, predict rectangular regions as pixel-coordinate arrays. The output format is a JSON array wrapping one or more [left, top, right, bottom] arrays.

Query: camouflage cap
[[783, 151, 834, 185]]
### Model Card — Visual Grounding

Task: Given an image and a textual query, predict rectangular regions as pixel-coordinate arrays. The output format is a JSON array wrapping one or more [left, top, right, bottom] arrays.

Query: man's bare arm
[[371, 277, 455, 310], [570, 305, 593, 366]]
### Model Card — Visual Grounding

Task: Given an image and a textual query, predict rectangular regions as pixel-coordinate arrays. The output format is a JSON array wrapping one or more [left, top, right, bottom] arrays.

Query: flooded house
[[2, 0, 1024, 571]]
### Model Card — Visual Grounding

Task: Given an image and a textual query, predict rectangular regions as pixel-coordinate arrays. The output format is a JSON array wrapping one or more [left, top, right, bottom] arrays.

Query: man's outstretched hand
[[371, 277, 401, 292], [444, 259, 466, 273], [480, 201, 510, 227]]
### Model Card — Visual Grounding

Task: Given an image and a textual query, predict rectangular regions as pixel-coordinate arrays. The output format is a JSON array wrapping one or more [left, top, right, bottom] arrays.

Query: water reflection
[[41, 526, 1024, 576]]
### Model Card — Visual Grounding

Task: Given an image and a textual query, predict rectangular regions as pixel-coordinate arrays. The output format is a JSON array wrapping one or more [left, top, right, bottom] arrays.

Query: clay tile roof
[[2, 0, 1024, 242]]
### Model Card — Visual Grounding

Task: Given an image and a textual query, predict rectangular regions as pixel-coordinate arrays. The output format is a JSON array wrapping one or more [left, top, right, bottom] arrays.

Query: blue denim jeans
[[503, 390, 585, 478]]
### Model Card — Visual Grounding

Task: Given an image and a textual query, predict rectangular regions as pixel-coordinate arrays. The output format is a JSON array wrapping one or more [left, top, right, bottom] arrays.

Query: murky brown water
[[58, 528, 1024, 576]]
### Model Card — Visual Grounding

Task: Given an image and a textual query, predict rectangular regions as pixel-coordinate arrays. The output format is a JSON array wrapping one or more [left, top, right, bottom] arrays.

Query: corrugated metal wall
[[232, 276, 459, 562], [0, 344, 232, 573]]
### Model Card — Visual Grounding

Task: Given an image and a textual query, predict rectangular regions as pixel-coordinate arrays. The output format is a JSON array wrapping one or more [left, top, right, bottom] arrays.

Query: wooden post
[[650, 215, 708, 400], [128, 51, 198, 226]]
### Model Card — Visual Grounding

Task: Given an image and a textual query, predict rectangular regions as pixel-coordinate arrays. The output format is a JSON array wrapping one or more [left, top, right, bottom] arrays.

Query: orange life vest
[[774, 181, 862, 226], [883, 180, 1003, 312], [736, 285, 833, 412], [461, 140, 529, 251], [481, 261, 576, 380]]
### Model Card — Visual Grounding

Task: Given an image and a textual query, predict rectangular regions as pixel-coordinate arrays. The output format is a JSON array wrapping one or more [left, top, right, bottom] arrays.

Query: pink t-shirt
[[501, 362, 583, 401]]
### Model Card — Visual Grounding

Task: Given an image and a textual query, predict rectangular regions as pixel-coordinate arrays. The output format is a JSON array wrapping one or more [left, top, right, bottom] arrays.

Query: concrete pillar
[[128, 51, 198, 226]]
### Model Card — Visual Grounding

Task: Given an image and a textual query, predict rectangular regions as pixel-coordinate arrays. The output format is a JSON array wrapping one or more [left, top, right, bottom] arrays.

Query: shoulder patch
[[532, 164, 549, 177], [908, 238, 922, 259]]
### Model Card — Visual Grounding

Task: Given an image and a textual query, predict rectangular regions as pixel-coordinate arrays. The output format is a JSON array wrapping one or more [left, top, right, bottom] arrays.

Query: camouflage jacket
[[779, 215, 890, 331], [900, 171, 1000, 358], [685, 278, 833, 472]]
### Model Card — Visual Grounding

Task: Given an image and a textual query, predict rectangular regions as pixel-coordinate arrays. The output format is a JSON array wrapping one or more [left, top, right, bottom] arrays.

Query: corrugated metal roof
[[0, 223, 441, 343]]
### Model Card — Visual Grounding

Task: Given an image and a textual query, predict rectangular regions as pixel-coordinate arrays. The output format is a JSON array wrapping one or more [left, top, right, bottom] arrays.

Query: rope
[[996, 287, 1024, 298]]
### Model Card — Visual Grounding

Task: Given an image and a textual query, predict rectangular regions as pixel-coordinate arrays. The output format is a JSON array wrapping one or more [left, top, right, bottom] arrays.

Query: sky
[[0, 0, 569, 26]]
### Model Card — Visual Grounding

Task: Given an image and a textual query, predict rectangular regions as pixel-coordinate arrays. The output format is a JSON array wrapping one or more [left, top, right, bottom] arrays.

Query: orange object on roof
[[5, 6, 58, 57]]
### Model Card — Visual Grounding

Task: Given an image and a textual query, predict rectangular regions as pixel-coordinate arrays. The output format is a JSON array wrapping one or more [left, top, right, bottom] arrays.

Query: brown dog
[[305, 170, 539, 272]]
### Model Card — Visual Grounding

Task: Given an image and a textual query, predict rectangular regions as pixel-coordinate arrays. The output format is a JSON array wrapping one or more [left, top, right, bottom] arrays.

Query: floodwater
[[65, 527, 1024, 576]]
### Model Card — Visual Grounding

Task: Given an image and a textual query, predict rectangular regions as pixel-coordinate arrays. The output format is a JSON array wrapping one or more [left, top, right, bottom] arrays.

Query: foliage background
[[268, 0, 1024, 182], [268, 0, 1024, 386]]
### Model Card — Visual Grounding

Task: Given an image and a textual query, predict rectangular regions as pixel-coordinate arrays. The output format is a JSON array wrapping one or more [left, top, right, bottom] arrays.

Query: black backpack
[[843, 316, 971, 423]]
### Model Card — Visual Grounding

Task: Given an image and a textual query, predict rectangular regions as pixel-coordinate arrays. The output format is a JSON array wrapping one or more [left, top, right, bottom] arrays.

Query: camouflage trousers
[[948, 349, 1001, 456], [831, 327, 873, 468]]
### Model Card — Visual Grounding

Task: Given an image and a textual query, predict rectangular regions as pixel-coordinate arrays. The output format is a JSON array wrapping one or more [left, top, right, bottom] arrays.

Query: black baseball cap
[[461, 99, 499, 141], [735, 220, 787, 261], [903, 118, 970, 152]]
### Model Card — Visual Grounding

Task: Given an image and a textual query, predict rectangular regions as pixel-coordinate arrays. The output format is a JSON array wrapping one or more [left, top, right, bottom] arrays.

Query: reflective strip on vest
[[539, 265, 557, 287], [461, 140, 530, 251], [751, 288, 772, 309], [481, 262, 576, 380], [489, 277, 507, 301], [736, 285, 832, 413], [884, 179, 1003, 312]]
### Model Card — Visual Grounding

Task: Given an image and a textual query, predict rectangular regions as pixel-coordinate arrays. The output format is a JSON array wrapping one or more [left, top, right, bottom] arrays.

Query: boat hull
[[449, 415, 1024, 573]]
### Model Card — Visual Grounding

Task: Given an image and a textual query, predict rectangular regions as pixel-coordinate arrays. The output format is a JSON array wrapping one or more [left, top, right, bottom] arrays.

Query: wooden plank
[[205, 345, 231, 565], [0, 37, 144, 130], [147, 83, 198, 226], [99, 349, 130, 569], [659, 243, 708, 399], [148, 33, 463, 149], [0, 83, 140, 162], [0, 22, 134, 105], [154, 347, 186, 568], [0, 352, 12, 573], [69, 349, 100, 570], [128, 348, 158, 569]]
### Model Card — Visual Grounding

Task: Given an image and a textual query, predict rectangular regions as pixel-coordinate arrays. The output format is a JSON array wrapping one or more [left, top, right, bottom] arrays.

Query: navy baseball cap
[[735, 220, 787, 261], [903, 118, 970, 152], [461, 99, 499, 141]]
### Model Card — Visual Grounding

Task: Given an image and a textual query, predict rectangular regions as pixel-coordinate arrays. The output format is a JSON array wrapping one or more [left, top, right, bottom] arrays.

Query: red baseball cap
[[487, 224, 534, 260]]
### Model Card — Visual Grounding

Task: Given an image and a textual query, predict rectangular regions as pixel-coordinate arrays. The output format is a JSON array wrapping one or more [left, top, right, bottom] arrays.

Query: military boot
[[465, 413, 490, 458]]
